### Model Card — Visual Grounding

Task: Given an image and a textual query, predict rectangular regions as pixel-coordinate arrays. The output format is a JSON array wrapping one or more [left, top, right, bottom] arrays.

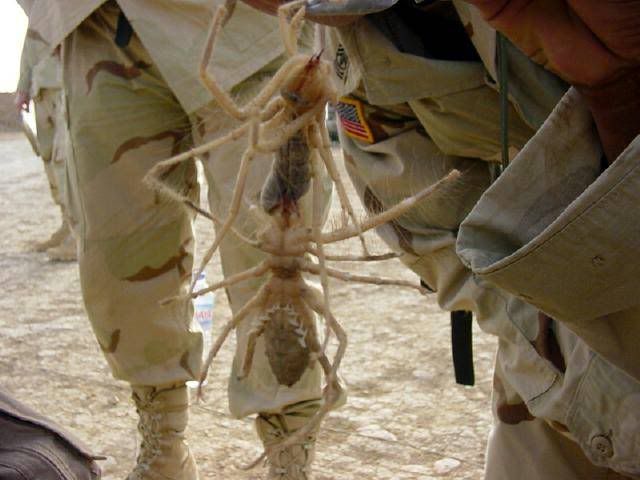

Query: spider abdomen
[[263, 303, 311, 387], [260, 130, 311, 213]]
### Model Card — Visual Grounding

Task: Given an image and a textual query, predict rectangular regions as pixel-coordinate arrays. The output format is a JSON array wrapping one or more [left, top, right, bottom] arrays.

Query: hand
[[241, 0, 360, 25], [465, 0, 640, 87], [466, 0, 640, 162], [15, 91, 30, 113]]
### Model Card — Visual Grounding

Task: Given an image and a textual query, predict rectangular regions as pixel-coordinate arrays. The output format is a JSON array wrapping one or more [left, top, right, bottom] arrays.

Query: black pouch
[[0, 390, 102, 480]]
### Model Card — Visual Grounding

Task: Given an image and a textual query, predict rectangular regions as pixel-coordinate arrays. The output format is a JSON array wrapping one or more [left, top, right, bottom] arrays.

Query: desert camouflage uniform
[[17, 30, 74, 244], [328, 2, 640, 478], [19, 0, 332, 475]]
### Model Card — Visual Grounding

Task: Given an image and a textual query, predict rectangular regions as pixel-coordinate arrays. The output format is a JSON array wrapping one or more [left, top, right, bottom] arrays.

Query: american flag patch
[[335, 97, 374, 144]]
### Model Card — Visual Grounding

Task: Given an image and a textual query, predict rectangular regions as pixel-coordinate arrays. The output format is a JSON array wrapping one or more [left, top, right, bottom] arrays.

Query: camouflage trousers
[[338, 96, 638, 478], [61, 4, 329, 418], [34, 87, 73, 227]]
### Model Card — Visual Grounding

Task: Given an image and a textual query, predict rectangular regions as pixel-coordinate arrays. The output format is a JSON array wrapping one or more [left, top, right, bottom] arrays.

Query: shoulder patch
[[336, 97, 374, 144]]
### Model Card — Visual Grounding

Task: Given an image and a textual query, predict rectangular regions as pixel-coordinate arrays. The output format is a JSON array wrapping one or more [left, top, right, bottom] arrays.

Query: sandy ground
[[0, 132, 497, 479]]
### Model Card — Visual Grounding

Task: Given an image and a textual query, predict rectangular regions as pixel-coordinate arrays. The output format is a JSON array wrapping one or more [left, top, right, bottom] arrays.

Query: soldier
[[456, 2, 640, 478], [15, 27, 77, 262], [18, 1, 332, 479], [243, 0, 640, 478]]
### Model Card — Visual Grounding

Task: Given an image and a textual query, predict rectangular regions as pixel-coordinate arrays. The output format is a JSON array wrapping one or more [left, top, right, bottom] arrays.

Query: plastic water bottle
[[193, 272, 215, 360], [186, 273, 215, 392]]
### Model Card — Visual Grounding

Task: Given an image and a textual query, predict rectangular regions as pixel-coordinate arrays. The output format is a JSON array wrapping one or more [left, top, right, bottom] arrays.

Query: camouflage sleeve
[[17, 34, 34, 94]]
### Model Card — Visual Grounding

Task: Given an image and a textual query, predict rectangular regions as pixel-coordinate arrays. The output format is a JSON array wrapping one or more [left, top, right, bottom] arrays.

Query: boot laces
[[261, 415, 316, 480], [129, 394, 163, 478]]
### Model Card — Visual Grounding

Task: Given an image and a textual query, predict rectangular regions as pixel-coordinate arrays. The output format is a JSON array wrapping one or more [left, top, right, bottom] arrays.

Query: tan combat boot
[[33, 221, 69, 252], [128, 385, 198, 480], [255, 400, 321, 480], [47, 230, 77, 262]]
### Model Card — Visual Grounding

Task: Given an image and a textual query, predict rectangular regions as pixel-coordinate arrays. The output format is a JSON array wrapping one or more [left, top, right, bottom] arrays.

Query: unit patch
[[334, 43, 349, 83]]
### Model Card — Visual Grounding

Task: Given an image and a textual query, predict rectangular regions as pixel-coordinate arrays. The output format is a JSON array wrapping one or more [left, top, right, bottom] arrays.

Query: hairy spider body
[[262, 302, 312, 386], [237, 210, 323, 387]]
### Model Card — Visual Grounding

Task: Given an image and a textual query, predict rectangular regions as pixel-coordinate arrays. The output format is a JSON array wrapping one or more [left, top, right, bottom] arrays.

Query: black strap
[[451, 310, 475, 386], [497, 32, 510, 172], [115, 11, 133, 48]]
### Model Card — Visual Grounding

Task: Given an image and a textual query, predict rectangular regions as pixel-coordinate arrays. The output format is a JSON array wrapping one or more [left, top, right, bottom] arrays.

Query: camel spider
[[144, 0, 459, 463]]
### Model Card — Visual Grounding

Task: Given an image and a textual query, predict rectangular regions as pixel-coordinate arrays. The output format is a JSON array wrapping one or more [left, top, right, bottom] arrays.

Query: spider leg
[[187, 201, 260, 248], [298, 297, 336, 388], [144, 95, 293, 186], [301, 259, 428, 294], [190, 118, 262, 293], [142, 125, 266, 253], [309, 151, 333, 353], [199, 4, 248, 120], [308, 249, 400, 262], [304, 287, 346, 387], [314, 23, 327, 53], [198, 282, 271, 395], [277, 0, 307, 57], [200, 5, 308, 120], [221, 0, 237, 24], [268, 287, 345, 452], [143, 122, 251, 194], [146, 172, 259, 252], [245, 55, 308, 115], [310, 117, 371, 255], [321, 169, 461, 245], [161, 260, 270, 306], [239, 320, 268, 380], [316, 112, 348, 225], [261, 97, 287, 123], [256, 101, 325, 152]]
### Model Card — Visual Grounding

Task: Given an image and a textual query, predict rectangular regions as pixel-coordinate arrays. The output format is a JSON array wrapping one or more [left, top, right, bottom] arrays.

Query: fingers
[[567, 0, 640, 61], [14, 91, 30, 112], [305, 0, 399, 17], [240, 0, 361, 25], [240, 0, 282, 16], [462, 0, 515, 21], [464, 0, 632, 86]]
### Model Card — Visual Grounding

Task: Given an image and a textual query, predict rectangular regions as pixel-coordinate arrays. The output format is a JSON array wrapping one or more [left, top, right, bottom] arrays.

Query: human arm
[[463, 0, 640, 163], [15, 34, 34, 113], [14, 90, 30, 113]]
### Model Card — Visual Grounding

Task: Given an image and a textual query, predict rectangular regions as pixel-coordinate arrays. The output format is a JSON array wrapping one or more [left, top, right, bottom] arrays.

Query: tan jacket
[[18, 0, 284, 113], [329, 2, 565, 128], [458, 88, 640, 384]]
